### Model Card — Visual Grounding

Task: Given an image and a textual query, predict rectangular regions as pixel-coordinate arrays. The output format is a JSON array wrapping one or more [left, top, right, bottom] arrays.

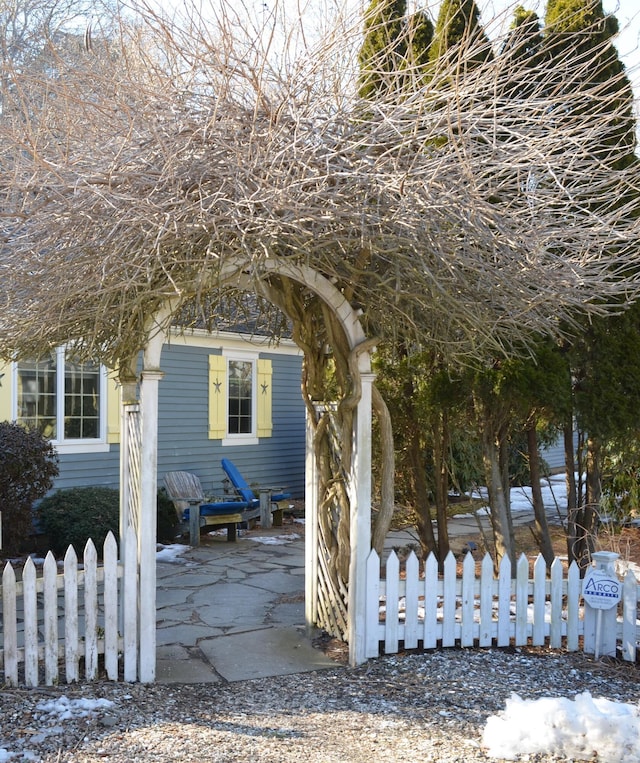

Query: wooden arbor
[[121, 259, 375, 681]]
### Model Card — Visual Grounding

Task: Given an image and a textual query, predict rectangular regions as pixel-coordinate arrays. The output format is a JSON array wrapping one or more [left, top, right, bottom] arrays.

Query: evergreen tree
[[429, 0, 492, 67], [542, 0, 639, 569], [499, 5, 544, 91], [544, 0, 636, 167], [358, 0, 434, 100], [358, 0, 407, 100]]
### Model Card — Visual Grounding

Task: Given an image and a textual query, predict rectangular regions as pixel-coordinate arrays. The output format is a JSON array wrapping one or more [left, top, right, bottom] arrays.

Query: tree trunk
[[498, 421, 516, 561], [564, 419, 579, 564], [432, 409, 450, 564], [371, 384, 395, 554], [577, 435, 600, 569], [408, 429, 438, 560], [527, 423, 554, 567], [482, 427, 514, 569]]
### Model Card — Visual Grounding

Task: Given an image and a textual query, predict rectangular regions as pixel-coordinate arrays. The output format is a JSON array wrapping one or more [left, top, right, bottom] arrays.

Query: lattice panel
[[123, 404, 142, 537]]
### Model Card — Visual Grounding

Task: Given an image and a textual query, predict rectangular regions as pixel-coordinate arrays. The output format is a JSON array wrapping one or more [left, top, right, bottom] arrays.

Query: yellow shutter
[[106, 372, 121, 444], [208, 354, 227, 439], [0, 361, 12, 422], [257, 358, 273, 438]]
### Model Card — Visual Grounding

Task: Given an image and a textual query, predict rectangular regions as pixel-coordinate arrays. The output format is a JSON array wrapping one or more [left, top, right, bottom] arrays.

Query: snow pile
[[35, 695, 114, 720], [247, 533, 301, 545], [469, 473, 567, 518], [156, 543, 189, 563], [483, 692, 640, 762]]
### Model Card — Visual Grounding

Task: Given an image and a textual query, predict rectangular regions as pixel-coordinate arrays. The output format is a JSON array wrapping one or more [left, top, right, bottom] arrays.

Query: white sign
[[582, 568, 622, 610]]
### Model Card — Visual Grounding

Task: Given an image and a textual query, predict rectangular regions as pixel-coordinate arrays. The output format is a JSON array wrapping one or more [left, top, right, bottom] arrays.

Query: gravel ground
[[1, 647, 639, 763]]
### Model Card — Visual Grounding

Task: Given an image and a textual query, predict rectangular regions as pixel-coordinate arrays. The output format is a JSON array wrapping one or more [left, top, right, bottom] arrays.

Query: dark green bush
[[37, 486, 120, 556], [38, 486, 179, 555], [157, 487, 179, 543], [0, 421, 59, 556]]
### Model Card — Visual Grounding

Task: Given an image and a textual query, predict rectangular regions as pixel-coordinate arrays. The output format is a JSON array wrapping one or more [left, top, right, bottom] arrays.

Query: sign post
[[582, 552, 621, 659]]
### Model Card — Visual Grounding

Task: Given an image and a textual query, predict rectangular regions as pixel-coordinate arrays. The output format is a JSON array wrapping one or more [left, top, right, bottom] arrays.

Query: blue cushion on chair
[[182, 501, 248, 521], [270, 492, 291, 502]]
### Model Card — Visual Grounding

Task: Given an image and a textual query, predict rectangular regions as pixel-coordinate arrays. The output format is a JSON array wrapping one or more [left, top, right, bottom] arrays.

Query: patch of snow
[[483, 692, 640, 762], [35, 696, 114, 721], [247, 533, 301, 545], [156, 543, 189, 563]]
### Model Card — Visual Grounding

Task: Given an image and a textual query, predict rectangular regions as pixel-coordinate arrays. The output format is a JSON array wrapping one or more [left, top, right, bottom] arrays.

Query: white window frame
[[221, 348, 259, 447], [12, 347, 110, 454]]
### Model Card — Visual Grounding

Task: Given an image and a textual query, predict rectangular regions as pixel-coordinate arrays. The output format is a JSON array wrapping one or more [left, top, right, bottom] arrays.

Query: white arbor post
[[348, 371, 374, 667], [137, 330, 165, 683], [305, 405, 320, 635], [119, 396, 141, 683]]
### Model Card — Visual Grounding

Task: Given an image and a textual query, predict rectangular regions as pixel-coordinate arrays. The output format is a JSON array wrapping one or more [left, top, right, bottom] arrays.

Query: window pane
[[17, 352, 102, 442], [228, 359, 253, 436], [64, 357, 100, 439], [17, 354, 57, 439]]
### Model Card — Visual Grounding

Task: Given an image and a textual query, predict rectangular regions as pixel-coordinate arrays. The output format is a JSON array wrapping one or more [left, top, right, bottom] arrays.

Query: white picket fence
[[365, 550, 640, 661], [0, 528, 138, 686]]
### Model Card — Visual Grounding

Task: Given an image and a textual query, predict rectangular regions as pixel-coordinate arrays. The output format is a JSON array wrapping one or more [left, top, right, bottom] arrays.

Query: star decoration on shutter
[[212, 378, 222, 393], [261, 381, 269, 394]]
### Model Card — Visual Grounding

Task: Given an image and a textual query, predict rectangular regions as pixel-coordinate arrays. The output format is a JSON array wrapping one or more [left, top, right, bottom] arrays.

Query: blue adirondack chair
[[221, 458, 292, 527], [163, 470, 250, 544]]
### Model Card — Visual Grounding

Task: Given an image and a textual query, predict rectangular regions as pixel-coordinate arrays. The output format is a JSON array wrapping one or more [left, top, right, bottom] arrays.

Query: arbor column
[[138, 331, 165, 683], [305, 406, 320, 634], [348, 370, 375, 667]]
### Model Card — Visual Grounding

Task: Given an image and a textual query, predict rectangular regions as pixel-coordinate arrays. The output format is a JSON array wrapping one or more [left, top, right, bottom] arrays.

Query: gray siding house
[[0, 329, 306, 499]]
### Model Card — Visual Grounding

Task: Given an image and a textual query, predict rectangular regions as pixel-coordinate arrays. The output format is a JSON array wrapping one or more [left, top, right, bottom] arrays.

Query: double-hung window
[[208, 350, 272, 444], [14, 347, 108, 453], [227, 358, 254, 436]]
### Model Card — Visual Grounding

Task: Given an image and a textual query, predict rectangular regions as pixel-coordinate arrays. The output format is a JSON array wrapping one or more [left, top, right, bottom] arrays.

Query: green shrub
[[157, 487, 179, 543], [37, 486, 120, 556], [38, 486, 179, 555], [0, 422, 59, 556]]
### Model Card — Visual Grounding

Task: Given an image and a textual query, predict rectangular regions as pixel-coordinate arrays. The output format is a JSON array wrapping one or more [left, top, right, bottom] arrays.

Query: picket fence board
[[43, 553, 59, 684], [622, 571, 637, 662], [478, 554, 493, 647], [549, 558, 563, 648], [123, 525, 139, 682], [367, 549, 640, 662], [442, 553, 456, 647], [23, 558, 38, 687], [104, 533, 119, 681], [497, 555, 511, 647], [85, 540, 99, 681], [2, 562, 18, 685], [64, 546, 80, 683], [423, 553, 438, 649], [404, 552, 419, 650], [461, 553, 475, 647], [0, 531, 128, 687]]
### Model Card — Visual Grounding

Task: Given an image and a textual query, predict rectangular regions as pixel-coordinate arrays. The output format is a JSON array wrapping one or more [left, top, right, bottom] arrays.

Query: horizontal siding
[[51, 340, 306, 499], [54, 449, 121, 491], [157, 345, 305, 498]]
